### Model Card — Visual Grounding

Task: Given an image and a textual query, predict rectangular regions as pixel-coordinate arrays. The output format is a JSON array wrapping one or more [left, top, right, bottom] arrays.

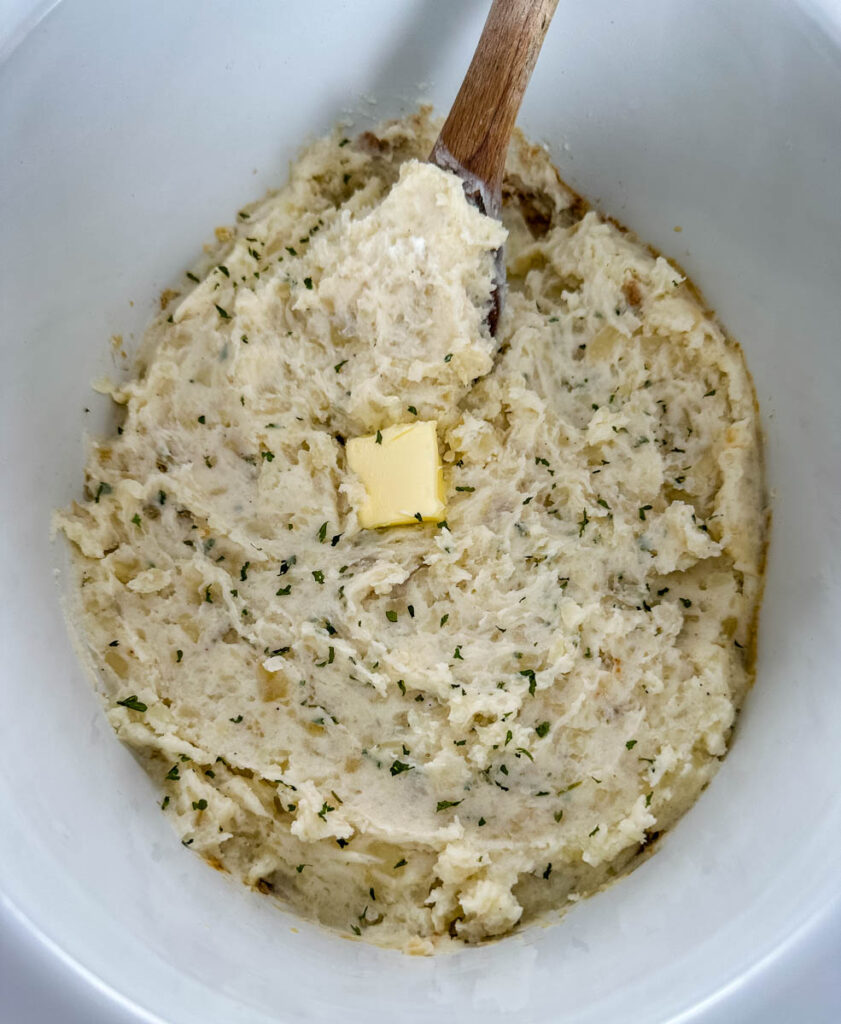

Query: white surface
[[4, 894, 839, 1024], [1, 1, 841, 1023]]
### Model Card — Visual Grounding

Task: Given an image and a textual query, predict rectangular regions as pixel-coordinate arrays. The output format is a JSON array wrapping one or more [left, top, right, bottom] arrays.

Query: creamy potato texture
[[57, 110, 766, 953]]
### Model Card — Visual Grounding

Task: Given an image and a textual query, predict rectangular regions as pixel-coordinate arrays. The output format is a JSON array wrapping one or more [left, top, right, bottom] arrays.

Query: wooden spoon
[[430, 0, 559, 333]]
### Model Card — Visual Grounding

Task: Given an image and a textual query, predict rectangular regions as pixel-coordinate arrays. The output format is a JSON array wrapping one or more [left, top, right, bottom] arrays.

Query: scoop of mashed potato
[[56, 109, 766, 952]]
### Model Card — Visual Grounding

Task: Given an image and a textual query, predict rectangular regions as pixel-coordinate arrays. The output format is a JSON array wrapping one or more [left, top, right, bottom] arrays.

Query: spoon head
[[429, 138, 505, 337]]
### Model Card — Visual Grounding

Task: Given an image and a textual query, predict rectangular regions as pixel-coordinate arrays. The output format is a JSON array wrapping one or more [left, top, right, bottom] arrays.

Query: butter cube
[[346, 421, 446, 529]]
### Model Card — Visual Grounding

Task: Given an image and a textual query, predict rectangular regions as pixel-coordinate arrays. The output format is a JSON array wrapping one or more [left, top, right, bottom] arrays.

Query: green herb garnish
[[117, 695, 147, 712], [436, 800, 462, 812], [519, 668, 537, 696]]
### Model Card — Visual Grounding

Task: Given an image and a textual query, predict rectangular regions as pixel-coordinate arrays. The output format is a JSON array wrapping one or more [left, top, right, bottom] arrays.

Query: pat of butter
[[346, 421, 446, 529]]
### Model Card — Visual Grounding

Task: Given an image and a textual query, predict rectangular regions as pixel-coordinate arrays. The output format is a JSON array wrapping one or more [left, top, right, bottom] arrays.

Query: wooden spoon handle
[[431, 0, 559, 216]]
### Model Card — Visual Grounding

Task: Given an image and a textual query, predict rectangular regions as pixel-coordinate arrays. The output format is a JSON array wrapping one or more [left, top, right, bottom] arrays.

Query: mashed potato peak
[[57, 110, 766, 952]]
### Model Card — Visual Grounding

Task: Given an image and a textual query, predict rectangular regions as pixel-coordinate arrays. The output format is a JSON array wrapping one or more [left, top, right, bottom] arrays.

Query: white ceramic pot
[[2, 2, 840, 1021]]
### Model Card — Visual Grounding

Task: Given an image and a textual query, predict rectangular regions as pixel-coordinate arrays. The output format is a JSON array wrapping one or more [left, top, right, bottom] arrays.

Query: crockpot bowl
[[2, 2, 840, 1021]]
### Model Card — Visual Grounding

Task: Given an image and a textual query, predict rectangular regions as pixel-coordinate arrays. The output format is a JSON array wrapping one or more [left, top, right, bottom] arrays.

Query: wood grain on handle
[[431, 0, 559, 217]]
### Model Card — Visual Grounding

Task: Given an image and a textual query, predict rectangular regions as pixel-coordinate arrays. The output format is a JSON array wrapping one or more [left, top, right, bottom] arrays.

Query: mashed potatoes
[[57, 109, 766, 953]]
